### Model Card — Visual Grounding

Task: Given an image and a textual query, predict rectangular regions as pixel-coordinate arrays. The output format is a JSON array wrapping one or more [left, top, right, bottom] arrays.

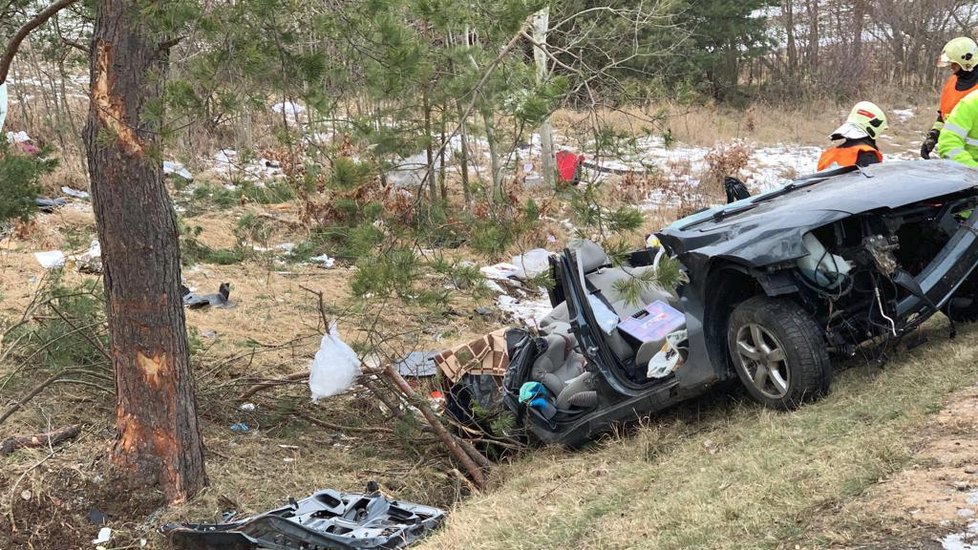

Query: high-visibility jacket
[[938, 88, 978, 167], [817, 142, 882, 171], [936, 74, 978, 131]]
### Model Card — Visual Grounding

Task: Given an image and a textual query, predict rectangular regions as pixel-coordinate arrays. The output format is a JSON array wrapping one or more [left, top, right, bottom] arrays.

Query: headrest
[[570, 239, 609, 273]]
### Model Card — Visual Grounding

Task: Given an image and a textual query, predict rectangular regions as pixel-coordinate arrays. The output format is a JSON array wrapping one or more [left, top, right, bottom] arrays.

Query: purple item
[[617, 301, 685, 343]]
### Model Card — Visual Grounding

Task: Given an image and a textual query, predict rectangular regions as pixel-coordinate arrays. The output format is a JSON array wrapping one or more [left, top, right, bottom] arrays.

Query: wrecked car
[[501, 161, 978, 446]]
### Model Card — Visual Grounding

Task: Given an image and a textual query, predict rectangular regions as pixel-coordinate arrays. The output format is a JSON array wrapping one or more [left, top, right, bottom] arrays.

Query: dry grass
[[551, 97, 935, 153], [424, 321, 978, 549]]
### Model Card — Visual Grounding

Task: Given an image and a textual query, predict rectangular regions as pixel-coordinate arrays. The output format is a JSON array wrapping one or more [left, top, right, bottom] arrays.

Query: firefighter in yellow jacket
[[937, 87, 978, 167], [817, 101, 887, 171], [922, 37, 978, 158]]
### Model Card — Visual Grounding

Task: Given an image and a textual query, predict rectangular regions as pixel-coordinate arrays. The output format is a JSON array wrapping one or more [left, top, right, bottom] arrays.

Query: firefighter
[[922, 37, 978, 159], [816, 101, 887, 171], [936, 87, 978, 167]]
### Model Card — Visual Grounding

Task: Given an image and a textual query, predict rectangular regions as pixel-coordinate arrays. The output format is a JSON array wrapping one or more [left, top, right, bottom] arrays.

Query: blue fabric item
[[519, 381, 547, 403], [529, 397, 557, 419]]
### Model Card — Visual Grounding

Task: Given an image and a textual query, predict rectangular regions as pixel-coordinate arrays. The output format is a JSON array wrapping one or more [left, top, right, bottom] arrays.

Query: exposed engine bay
[[793, 193, 978, 358]]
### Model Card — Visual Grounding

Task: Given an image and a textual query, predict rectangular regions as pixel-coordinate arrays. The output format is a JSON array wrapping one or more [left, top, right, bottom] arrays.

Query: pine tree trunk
[[483, 110, 503, 201], [84, 0, 206, 504], [457, 102, 472, 210]]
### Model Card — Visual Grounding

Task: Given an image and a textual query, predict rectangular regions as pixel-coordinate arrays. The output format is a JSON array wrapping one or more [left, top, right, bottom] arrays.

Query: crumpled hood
[[658, 160, 978, 269]]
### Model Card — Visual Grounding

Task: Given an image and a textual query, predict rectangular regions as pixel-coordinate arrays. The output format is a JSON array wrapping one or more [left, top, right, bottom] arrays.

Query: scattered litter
[[239, 403, 256, 411], [229, 423, 250, 433], [434, 328, 511, 384], [474, 306, 493, 316], [34, 250, 65, 269], [429, 390, 446, 410], [201, 330, 217, 339], [61, 186, 90, 199], [68, 240, 102, 274], [892, 108, 915, 122], [309, 322, 361, 401], [394, 351, 438, 377], [511, 248, 551, 279], [181, 282, 232, 309], [20, 490, 31, 501], [163, 160, 194, 181], [35, 197, 67, 212], [6, 130, 29, 143], [481, 263, 522, 281], [647, 329, 689, 379], [702, 438, 720, 455], [92, 527, 112, 545], [277, 444, 299, 449], [87, 509, 107, 525], [496, 293, 552, 327], [161, 484, 445, 550], [310, 253, 336, 268]]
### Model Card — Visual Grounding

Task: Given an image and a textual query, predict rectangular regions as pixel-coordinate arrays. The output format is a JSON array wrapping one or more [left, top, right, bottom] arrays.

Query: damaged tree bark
[[84, 1, 206, 503]]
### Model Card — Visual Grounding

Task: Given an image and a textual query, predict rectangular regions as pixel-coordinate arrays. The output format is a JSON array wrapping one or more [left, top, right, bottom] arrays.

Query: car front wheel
[[726, 296, 831, 410]]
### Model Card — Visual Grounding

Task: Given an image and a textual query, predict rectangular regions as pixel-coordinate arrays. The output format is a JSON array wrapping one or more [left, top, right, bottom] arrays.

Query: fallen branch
[[1, 424, 81, 456], [238, 371, 309, 400], [0, 370, 67, 427], [383, 363, 487, 489], [296, 412, 395, 434]]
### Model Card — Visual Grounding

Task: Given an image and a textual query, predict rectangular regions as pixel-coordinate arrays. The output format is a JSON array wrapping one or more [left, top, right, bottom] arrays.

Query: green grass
[[424, 321, 978, 549]]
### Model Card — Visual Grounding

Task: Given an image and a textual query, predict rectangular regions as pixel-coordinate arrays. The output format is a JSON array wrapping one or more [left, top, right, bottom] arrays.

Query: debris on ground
[[163, 160, 194, 181], [69, 240, 102, 274], [394, 351, 438, 377], [229, 422, 250, 433], [434, 328, 510, 384], [309, 322, 361, 401], [181, 282, 232, 309], [61, 186, 90, 200], [34, 197, 67, 212], [0, 425, 81, 456], [310, 253, 336, 268], [161, 484, 445, 549], [91, 526, 112, 545], [33, 250, 65, 269]]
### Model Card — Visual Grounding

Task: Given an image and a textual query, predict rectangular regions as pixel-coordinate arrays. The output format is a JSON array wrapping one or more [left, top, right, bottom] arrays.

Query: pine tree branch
[[0, 0, 81, 85]]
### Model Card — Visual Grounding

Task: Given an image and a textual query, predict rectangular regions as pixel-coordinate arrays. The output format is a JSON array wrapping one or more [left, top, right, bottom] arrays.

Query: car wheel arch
[[702, 262, 765, 380]]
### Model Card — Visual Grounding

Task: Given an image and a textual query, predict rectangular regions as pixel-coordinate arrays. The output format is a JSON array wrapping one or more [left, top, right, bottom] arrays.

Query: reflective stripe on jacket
[[935, 73, 978, 131], [817, 143, 882, 171], [938, 89, 978, 168]]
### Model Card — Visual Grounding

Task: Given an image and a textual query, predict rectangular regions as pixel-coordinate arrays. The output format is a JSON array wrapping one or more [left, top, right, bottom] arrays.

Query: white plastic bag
[[309, 322, 361, 401]]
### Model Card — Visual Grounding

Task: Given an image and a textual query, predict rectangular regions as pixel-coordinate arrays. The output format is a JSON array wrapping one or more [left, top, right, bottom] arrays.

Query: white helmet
[[938, 37, 978, 72]]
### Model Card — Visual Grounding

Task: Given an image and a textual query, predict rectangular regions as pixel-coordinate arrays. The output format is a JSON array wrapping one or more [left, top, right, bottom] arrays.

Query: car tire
[[727, 296, 831, 410]]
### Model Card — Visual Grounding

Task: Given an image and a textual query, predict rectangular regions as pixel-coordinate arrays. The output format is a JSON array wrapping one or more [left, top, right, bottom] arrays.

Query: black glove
[[921, 129, 939, 159]]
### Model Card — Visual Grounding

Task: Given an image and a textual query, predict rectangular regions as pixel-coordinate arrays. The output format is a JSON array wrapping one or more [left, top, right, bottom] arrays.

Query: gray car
[[501, 161, 978, 446]]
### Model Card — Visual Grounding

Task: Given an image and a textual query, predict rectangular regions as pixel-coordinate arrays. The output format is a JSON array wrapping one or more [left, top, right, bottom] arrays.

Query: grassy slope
[[426, 321, 978, 549]]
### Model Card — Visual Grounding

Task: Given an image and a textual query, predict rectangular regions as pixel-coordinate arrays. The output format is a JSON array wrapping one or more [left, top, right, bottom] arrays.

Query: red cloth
[[556, 151, 584, 183]]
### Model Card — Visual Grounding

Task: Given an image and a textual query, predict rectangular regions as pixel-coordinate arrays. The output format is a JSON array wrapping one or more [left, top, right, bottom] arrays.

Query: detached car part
[[161, 486, 445, 550]]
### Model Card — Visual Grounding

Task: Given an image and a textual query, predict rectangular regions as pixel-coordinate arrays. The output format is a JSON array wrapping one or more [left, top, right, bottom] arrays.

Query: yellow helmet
[[830, 101, 888, 141], [938, 37, 978, 71]]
